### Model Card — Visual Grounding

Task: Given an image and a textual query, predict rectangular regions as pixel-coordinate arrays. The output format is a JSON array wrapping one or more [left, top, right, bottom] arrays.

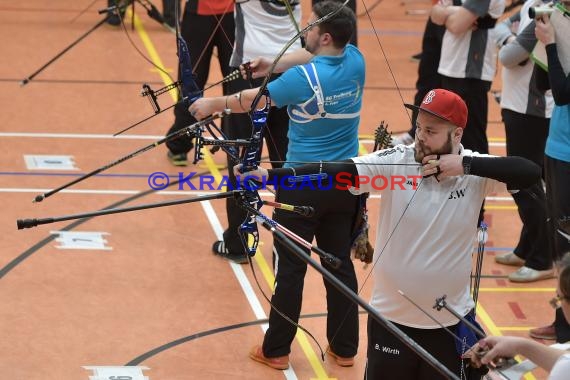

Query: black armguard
[[468, 156, 541, 190], [268, 160, 358, 185]]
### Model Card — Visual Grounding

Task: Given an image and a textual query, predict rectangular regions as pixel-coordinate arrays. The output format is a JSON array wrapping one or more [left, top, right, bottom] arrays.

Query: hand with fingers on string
[[233, 164, 268, 182], [239, 59, 272, 80], [466, 336, 520, 369], [421, 153, 464, 181], [240, 49, 314, 80]]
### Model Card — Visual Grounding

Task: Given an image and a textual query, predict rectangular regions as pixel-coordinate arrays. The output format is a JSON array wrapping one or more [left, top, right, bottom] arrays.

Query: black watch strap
[[462, 156, 473, 175]]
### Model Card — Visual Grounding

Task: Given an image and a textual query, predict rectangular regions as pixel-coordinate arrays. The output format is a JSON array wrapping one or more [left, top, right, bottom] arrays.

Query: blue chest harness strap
[[288, 63, 360, 124]]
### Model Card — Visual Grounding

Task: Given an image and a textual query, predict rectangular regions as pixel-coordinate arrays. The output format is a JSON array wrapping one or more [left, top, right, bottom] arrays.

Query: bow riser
[[238, 99, 271, 256]]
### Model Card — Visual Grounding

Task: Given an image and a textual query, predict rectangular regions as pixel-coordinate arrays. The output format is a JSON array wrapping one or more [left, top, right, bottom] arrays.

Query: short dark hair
[[312, 0, 356, 49]]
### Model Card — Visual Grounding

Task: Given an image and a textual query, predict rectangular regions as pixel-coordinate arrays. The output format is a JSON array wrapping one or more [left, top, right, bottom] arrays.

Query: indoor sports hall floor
[[0, 1, 558, 379]]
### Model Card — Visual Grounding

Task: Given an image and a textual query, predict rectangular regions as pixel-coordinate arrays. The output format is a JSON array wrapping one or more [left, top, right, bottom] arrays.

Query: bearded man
[[240, 88, 541, 379]]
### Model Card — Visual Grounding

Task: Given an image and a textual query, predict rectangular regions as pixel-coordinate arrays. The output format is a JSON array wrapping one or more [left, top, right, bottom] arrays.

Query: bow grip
[[239, 106, 267, 173]]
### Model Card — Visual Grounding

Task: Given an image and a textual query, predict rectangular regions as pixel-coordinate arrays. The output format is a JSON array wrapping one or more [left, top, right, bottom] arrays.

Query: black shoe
[[212, 241, 248, 264], [164, 17, 176, 29], [106, 13, 123, 26], [410, 52, 422, 62], [106, 5, 125, 27], [492, 91, 502, 104], [167, 151, 188, 166]]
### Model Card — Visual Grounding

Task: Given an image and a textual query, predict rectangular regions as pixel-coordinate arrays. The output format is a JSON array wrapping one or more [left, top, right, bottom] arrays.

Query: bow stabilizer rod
[[19, 190, 238, 230], [32, 110, 229, 203]]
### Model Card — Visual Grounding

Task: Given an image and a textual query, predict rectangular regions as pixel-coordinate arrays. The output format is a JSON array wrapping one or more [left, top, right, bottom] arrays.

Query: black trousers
[[546, 155, 570, 342], [441, 76, 491, 155], [365, 317, 464, 380], [545, 155, 570, 263], [555, 306, 570, 343], [502, 109, 551, 270], [166, 9, 235, 155], [262, 184, 359, 358], [409, 18, 445, 135], [161, 0, 176, 26], [221, 73, 289, 253]]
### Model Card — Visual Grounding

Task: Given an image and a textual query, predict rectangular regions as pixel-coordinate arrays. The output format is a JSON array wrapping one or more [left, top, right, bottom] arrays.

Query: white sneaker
[[508, 266, 555, 283], [495, 252, 525, 266]]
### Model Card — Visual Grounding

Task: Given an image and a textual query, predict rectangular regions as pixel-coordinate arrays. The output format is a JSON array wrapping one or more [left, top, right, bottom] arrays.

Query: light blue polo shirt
[[268, 44, 365, 167]]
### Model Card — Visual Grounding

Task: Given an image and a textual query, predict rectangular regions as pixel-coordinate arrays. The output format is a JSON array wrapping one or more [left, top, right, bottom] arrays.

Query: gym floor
[[0, 1, 555, 379]]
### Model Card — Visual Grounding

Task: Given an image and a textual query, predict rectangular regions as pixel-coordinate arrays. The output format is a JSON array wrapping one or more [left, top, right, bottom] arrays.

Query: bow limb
[[173, 2, 242, 162], [282, 0, 305, 47]]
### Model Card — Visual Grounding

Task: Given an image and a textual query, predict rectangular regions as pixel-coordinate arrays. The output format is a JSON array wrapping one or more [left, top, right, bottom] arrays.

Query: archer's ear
[[454, 127, 463, 144], [320, 32, 333, 45]]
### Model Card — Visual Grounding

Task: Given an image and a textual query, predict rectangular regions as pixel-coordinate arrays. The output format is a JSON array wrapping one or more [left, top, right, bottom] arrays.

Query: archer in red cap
[[237, 84, 542, 380], [404, 88, 468, 164]]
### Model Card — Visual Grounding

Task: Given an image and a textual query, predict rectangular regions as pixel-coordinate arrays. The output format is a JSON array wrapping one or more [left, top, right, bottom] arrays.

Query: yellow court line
[[358, 141, 368, 156], [498, 327, 532, 331], [486, 205, 517, 210], [132, 13, 177, 98], [478, 305, 537, 380], [133, 14, 331, 379]]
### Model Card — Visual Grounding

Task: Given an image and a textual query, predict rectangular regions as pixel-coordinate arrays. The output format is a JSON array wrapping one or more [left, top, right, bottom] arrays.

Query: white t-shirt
[[549, 353, 570, 379], [352, 145, 505, 328], [438, 0, 505, 81], [500, 0, 554, 117], [230, 0, 302, 67]]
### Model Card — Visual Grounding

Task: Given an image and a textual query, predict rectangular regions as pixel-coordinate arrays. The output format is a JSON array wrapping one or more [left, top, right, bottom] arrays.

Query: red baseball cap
[[404, 89, 468, 129]]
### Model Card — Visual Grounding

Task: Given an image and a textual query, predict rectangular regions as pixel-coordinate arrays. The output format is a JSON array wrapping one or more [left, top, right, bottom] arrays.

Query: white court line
[[0, 132, 162, 140], [0, 133, 507, 148], [0, 188, 275, 197], [200, 200, 299, 380], [3, 133, 507, 147]]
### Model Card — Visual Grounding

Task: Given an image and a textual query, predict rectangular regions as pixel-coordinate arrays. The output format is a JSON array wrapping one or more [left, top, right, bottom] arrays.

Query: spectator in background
[[492, 0, 555, 283], [530, 5, 570, 343], [165, 0, 235, 166]]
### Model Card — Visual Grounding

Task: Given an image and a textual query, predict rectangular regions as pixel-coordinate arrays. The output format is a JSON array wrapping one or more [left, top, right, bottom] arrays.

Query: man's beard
[[414, 132, 453, 163]]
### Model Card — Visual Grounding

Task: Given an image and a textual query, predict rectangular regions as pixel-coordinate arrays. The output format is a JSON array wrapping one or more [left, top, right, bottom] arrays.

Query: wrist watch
[[462, 156, 473, 175]]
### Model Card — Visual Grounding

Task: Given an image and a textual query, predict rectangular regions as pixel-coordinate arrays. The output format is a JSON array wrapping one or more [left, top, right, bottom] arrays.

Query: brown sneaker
[[249, 345, 289, 370], [327, 350, 355, 367], [495, 252, 525, 266], [529, 324, 556, 340]]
